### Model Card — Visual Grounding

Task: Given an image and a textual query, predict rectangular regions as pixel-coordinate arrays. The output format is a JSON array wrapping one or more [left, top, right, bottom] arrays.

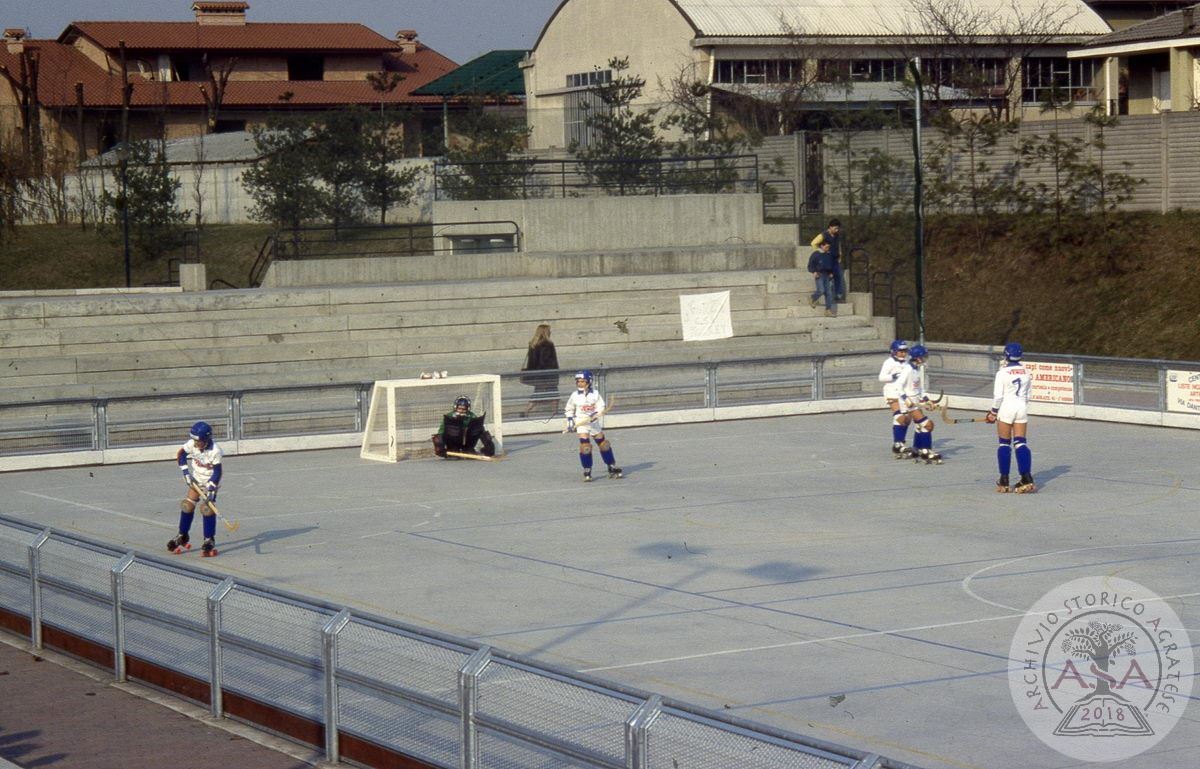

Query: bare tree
[[893, 0, 1083, 120], [199, 54, 237, 133]]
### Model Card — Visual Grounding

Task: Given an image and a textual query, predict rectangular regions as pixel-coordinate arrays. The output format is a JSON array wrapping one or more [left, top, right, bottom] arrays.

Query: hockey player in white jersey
[[564, 370, 621, 482], [986, 343, 1036, 493], [171, 421, 223, 556], [879, 340, 913, 458], [899, 345, 942, 464]]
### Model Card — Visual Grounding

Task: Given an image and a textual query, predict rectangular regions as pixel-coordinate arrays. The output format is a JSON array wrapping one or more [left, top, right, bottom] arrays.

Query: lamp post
[[115, 144, 132, 288], [908, 58, 925, 345]]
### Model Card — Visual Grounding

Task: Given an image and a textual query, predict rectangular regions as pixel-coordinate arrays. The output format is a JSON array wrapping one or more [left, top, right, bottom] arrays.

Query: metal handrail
[[434, 154, 760, 200]]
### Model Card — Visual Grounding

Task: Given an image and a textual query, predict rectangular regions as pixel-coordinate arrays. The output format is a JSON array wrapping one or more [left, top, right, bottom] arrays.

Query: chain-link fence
[[0, 516, 921, 769]]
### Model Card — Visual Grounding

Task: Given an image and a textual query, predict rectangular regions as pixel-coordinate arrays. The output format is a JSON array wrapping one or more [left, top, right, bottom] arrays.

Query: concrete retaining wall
[[432, 193, 796, 253]]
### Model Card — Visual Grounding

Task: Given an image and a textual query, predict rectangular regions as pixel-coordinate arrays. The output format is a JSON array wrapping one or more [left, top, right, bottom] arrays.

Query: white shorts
[[575, 421, 604, 438], [997, 402, 1028, 424], [882, 384, 904, 402]]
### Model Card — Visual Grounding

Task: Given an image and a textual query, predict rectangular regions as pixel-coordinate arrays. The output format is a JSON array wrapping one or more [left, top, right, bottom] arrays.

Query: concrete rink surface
[[1, 410, 1197, 769]]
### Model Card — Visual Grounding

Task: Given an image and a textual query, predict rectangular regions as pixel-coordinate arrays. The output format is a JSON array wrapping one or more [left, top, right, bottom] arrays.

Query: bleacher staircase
[[0, 245, 893, 403]]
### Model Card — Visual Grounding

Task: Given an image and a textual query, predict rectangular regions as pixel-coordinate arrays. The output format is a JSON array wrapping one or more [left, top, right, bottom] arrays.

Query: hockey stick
[[444, 450, 503, 461], [563, 398, 614, 433], [189, 481, 240, 532], [940, 398, 991, 425]]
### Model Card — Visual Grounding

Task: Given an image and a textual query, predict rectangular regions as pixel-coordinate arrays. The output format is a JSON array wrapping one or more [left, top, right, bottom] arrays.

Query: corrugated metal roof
[[412, 50, 526, 97], [675, 0, 1110, 38], [84, 130, 261, 167], [1084, 3, 1198, 45]]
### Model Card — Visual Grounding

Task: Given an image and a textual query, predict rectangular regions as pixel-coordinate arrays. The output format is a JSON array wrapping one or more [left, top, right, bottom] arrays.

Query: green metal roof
[[412, 50, 526, 97]]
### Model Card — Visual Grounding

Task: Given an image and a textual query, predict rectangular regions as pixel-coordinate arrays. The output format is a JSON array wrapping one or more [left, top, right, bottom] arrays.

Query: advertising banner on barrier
[[1026, 361, 1076, 403], [1166, 370, 1200, 413]]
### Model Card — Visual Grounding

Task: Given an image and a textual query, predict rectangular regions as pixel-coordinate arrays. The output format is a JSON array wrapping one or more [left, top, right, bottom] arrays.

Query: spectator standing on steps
[[810, 218, 844, 301], [519, 323, 560, 417], [807, 240, 837, 317]]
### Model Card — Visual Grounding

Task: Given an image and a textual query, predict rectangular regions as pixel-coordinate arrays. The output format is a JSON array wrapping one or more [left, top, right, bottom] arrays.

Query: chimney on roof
[[4, 28, 27, 54], [396, 29, 419, 55], [192, 1, 249, 25], [1183, 5, 1195, 33]]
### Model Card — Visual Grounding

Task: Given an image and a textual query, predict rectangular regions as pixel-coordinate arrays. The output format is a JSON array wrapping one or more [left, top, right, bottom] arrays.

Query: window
[[714, 59, 802, 84], [288, 55, 324, 81], [922, 58, 1007, 91], [1022, 57, 1100, 103], [448, 235, 516, 254], [565, 69, 612, 89], [816, 59, 905, 83], [564, 89, 607, 149], [213, 119, 247, 134]]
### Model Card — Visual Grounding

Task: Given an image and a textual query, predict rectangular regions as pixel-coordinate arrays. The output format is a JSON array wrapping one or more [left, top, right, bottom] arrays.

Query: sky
[[4, 0, 564, 65]]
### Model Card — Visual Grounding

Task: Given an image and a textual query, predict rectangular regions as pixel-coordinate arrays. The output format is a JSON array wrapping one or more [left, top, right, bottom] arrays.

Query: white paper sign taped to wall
[[679, 290, 733, 342]]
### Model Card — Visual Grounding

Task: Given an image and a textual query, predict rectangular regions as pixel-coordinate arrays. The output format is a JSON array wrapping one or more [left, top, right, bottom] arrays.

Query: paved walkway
[[0, 638, 323, 769]]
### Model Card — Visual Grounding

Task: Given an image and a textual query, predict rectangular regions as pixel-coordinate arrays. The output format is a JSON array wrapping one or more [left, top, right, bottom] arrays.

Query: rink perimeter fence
[[1, 346, 1197, 468], [0, 513, 920, 769], [2, 346, 1198, 769]]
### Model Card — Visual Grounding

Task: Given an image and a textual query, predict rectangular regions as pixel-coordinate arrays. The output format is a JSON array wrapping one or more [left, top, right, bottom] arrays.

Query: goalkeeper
[[431, 396, 496, 458]]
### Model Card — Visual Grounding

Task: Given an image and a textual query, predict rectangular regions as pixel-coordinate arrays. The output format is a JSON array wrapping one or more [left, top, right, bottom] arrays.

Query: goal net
[[360, 374, 503, 462]]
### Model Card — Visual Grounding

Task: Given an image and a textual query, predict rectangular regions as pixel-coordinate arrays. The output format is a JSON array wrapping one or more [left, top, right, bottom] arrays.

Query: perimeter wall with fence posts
[[817, 111, 1200, 215], [2, 346, 1197, 473], [0, 516, 919, 769]]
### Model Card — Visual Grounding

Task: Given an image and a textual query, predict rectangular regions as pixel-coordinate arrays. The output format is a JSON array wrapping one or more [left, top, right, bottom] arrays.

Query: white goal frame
[[360, 374, 503, 462]]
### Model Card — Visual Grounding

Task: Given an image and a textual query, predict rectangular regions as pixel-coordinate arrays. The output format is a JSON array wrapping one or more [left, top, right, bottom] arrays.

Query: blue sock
[[998, 438, 1012, 475], [902, 422, 911, 443], [580, 449, 593, 469], [916, 431, 931, 451], [1014, 437, 1032, 475], [892, 421, 906, 443], [203, 514, 216, 540], [179, 510, 194, 534], [600, 446, 616, 466]]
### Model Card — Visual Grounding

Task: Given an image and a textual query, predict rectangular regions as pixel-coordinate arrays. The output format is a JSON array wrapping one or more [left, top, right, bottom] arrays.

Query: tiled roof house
[[0, 1, 457, 160]]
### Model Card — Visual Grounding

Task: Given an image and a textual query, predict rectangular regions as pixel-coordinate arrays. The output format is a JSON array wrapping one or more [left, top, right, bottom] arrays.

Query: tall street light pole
[[908, 58, 925, 345], [117, 146, 132, 288]]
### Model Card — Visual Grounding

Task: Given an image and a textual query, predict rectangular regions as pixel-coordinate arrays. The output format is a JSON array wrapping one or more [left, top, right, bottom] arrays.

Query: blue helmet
[[574, 370, 593, 391], [190, 421, 213, 445], [909, 344, 928, 362], [454, 395, 471, 413], [890, 339, 909, 357], [1004, 342, 1023, 363]]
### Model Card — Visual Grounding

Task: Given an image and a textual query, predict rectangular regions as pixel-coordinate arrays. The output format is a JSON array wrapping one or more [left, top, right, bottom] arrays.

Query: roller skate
[[168, 532, 191, 554], [1014, 474, 1038, 494], [583, 469, 592, 483], [201, 538, 218, 557], [915, 449, 944, 465], [892, 442, 914, 459], [995, 475, 1011, 493], [607, 465, 623, 479]]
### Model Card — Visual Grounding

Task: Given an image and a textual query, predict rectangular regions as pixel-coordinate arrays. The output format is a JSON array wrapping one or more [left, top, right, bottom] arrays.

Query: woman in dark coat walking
[[520, 324, 560, 417]]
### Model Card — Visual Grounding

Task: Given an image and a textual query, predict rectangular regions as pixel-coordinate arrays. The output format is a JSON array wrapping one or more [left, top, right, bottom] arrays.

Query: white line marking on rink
[[579, 590, 1200, 673], [283, 541, 327, 550], [358, 531, 393, 539], [961, 541, 1200, 611], [19, 491, 173, 529]]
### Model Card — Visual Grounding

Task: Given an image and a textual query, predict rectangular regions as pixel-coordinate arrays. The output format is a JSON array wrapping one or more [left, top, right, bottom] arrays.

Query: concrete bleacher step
[[3, 330, 886, 401], [0, 256, 890, 402], [1, 269, 800, 324]]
